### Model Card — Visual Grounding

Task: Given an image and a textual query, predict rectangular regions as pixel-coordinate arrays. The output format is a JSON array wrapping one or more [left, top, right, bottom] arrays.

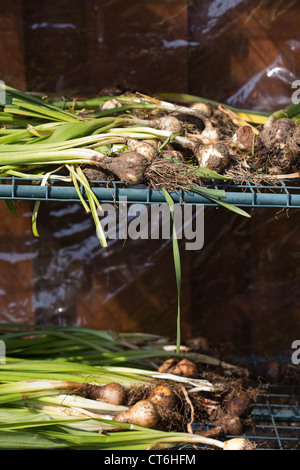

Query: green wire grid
[[223, 383, 300, 450], [1, 176, 300, 209], [231, 356, 300, 450], [249, 383, 300, 450], [190, 382, 300, 451]]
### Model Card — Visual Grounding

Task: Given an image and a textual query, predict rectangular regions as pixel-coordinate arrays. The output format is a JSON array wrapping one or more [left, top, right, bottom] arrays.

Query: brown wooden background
[[2, 0, 300, 106], [0, 0, 300, 356]]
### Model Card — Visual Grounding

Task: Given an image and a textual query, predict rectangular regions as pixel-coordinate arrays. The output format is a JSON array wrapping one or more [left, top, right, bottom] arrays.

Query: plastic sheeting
[[2, 0, 297, 111], [1, 199, 300, 356], [0, 0, 300, 355]]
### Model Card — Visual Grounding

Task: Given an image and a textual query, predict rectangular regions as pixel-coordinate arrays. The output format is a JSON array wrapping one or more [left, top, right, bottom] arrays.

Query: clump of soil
[[83, 167, 114, 182], [210, 107, 240, 140], [144, 157, 204, 191]]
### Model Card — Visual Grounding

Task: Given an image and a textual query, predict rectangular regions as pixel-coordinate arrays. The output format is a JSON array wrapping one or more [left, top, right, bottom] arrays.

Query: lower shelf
[[232, 383, 300, 450], [1, 176, 300, 209]]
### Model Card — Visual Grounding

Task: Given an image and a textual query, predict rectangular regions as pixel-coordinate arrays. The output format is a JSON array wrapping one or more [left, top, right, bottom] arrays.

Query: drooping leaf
[[162, 188, 182, 355]]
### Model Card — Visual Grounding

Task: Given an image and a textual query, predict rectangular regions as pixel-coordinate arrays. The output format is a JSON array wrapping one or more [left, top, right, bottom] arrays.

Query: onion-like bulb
[[148, 116, 183, 134], [196, 143, 230, 173], [200, 120, 220, 144], [226, 391, 252, 418], [94, 150, 151, 185], [223, 438, 255, 451], [148, 385, 177, 409], [125, 138, 159, 160], [172, 359, 199, 378], [259, 118, 296, 149], [190, 102, 211, 118], [231, 126, 261, 151], [93, 383, 127, 406], [78, 382, 127, 406], [101, 99, 122, 110]]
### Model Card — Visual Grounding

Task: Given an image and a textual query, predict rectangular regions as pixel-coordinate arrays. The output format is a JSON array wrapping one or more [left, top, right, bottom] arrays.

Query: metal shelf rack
[[181, 380, 300, 451], [1, 178, 299, 448], [231, 356, 300, 450], [190, 382, 300, 451], [228, 383, 300, 450], [1, 176, 300, 209]]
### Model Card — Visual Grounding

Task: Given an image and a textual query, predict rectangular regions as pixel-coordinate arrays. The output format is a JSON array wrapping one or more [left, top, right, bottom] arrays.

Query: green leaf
[[75, 167, 107, 248], [158, 132, 182, 152], [189, 185, 251, 217], [4, 200, 17, 217], [66, 164, 91, 214], [32, 169, 66, 237], [193, 167, 229, 180], [1, 180, 18, 216], [0, 416, 89, 431], [5, 85, 79, 122], [32, 201, 41, 237], [187, 185, 226, 198], [206, 194, 251, 217], [86, 103, 156, 119], [0, 430, 66, 449]]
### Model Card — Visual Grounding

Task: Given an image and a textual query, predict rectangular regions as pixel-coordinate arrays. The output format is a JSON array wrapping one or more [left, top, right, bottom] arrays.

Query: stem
[[0, 134, 125, 154], [264, 101, 300, 127], [148, 434, 225, 449], [86, 104, 157, 118], [68, 165, 91, 213], [162, 189, 181, 355], [107, 127, 195, 149], [25, 393, 128, 412]]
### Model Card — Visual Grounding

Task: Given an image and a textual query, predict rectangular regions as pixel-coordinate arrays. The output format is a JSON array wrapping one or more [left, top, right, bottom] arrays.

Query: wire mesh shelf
[[230, 383, 300, 450], [231, 356, 300, 450], [190, 356, 300, 451], [1, 176, 300, 209], [189, 383, 300, 451]]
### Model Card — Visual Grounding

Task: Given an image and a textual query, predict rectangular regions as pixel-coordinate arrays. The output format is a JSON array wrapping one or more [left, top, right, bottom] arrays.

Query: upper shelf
[[1, 176, 300, 209]]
